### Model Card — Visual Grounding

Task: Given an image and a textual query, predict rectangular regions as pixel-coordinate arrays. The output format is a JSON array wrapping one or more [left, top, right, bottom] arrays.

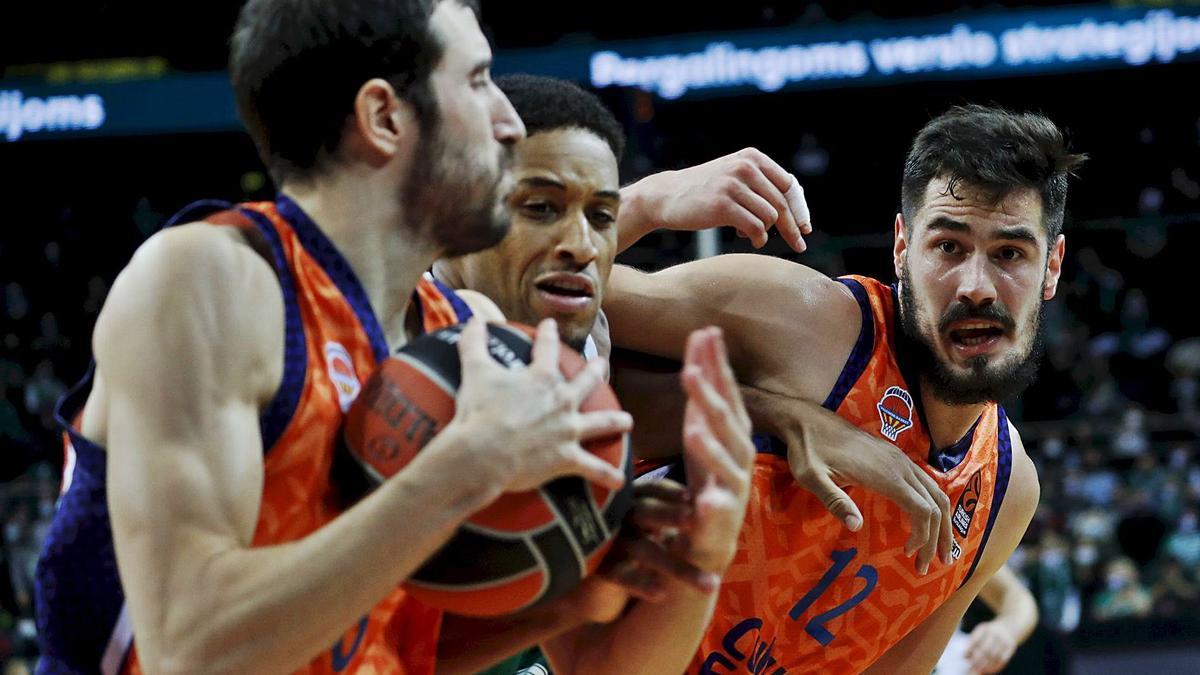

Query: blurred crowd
[[2, 79, 1198, 675]]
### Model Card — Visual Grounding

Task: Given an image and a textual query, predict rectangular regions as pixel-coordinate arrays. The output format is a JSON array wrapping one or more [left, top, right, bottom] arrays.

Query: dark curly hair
[[901, 104, 1087, 247], [495, 74, 625, 160]]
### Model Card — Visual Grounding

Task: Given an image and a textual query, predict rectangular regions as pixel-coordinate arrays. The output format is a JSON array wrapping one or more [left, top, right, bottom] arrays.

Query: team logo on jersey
[[950, 469, 984, 560], [953, 469, 983, 537], [325, 342, 361, 412], [876, 386, 914, 441]]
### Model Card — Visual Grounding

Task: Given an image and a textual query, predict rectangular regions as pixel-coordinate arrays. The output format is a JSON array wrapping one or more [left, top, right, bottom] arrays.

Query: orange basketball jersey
[[690, 275, 1012, 674], [37, 195, 473, 675]]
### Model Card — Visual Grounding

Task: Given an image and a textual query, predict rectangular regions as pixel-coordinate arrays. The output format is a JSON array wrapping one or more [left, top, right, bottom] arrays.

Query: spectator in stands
[[30, 314, 69, 362], [21, 362, 65, 435], [1077, 448, 1119, 507], [1092, 558, 1152, 622], [1029, 533, 1080, 632], [1165, 508, 1200, 568], [1151, 557, 1199, 619], [1112, 405, 1150, 465]]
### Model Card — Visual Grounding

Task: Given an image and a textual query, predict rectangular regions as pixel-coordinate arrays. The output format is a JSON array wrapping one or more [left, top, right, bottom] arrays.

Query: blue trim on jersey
[[431, 277, 475, 323], [38, 367, 128, 673], [156, 200, 309, 454], [52, 362, 94, 460], [276, 193, 390, 362], [822, 278, 875, 412], [235, 206, 309, 452], [237, 201, 312, 449], [162, 199, 235, 228], [962, 406, 1013, 587], [753, 432, 787, 457], [929, 416, 980, 472]]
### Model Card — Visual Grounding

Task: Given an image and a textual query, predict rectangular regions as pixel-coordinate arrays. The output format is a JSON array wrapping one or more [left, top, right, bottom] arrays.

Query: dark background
[[2, 1, 1199, 672]]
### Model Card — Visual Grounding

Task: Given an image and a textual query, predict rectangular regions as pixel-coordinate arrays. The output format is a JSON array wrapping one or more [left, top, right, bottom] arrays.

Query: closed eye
[[520, 202, 558, 219]]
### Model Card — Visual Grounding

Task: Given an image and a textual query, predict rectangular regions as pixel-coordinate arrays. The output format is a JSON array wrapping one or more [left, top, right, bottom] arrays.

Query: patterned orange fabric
[[690, 275, 1006, 675], [117, 200, 464, 675]]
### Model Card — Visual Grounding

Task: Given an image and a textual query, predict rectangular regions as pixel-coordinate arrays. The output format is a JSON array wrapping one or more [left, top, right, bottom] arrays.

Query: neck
[[282, 169, 442, 350], [430, 260, 464, 289], [918, 378, 988, 450]]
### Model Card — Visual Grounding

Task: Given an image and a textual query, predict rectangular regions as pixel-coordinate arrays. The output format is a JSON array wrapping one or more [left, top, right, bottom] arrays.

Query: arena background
[[2, 1, 1199, 672]]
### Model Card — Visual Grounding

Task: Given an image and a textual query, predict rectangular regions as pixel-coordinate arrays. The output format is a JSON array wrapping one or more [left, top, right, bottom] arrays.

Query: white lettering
[[589, 9, 1199, 99], [0, 90, 107, 142]]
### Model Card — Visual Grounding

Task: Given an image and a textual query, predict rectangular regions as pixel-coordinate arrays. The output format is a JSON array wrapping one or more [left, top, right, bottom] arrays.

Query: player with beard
[[434, 75, 976, 675], [604, 105, 1085, 673], [34, 3, 755, 674]]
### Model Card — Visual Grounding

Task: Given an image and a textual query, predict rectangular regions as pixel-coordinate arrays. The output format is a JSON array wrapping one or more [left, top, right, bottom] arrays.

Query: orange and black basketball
[[342, 322, 633, 617]]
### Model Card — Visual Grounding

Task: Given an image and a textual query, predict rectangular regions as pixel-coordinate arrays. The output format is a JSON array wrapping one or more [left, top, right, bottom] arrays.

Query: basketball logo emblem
[[950, 469, 984, 560], [325, 342, 361, 412], [876, 386, 914, 442]]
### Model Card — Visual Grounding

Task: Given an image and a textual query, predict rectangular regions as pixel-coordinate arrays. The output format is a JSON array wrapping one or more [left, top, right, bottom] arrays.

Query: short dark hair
[[495, 74, 625, 160], [901, 105, 1087, 246], [229, 0, 479, 183]]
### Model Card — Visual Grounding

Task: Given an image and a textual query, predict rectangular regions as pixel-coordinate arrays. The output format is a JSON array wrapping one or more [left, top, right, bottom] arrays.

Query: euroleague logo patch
[[876, 386, 914, 441], [325, 341, 362, 412], [950, 469, 984, 560]]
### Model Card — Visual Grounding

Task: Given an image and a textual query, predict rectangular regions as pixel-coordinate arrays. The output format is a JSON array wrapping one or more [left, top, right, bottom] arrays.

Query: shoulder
[[94, 223, 284, 401], [117, 221, 277, 289], [1001, 420, 1040, 526]]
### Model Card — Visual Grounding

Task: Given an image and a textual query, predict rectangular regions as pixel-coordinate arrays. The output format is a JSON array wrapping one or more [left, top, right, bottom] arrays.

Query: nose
[[492, 85, 525, 147], [955, 253, 997, 307], [555, 211, 598, 267]]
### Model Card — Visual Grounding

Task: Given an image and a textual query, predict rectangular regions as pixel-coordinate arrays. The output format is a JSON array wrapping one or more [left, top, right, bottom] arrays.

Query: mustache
[[937, 300, 1016, 333]]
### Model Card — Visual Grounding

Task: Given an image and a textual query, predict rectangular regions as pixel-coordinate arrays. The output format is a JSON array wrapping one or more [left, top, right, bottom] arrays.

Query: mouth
[[533, 273, 595, 313], [946, 321, 1006, 358]]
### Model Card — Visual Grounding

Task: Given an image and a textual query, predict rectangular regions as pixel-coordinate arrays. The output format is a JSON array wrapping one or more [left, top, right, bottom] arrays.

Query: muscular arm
[[98, 226, 502, 674], [862, 424, 1040, 674], [977, 565, 1038, 646], [604, 255, 859, 404], [541, 576, 716, 675]]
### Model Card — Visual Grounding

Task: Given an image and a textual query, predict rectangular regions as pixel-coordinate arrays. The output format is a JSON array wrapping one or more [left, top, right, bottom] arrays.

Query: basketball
[[342, 322, 634, 617]]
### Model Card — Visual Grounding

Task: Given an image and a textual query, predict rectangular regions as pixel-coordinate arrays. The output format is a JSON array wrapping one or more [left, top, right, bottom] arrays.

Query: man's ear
[[343, 78, 418, 167], [1043, 234, 1066, 301], [893, 213, 908, 279]]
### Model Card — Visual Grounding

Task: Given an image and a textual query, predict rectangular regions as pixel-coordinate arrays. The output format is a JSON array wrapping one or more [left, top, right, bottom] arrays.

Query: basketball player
[[430, 74, 968, 674], [34, 2, 753, 674], [434, 74, 957, 577], [604, 105, 1085, 672]]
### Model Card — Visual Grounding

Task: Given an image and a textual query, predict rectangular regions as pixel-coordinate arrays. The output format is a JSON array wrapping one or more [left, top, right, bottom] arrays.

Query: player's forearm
[[435, 600, 586, 675], [155, 430, 498, 674], [741, 383, 826, 434], [617, 176, 667, 253], [989, 584, 1039, 644], [742, 384, 876, 455], [544, 577, 716, 675]]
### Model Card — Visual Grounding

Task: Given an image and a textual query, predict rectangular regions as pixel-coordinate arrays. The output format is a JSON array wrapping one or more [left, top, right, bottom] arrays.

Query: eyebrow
[[925, 216, 1040, 245], [519, 176, 620, 201], [469, 58, 492, 76]]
